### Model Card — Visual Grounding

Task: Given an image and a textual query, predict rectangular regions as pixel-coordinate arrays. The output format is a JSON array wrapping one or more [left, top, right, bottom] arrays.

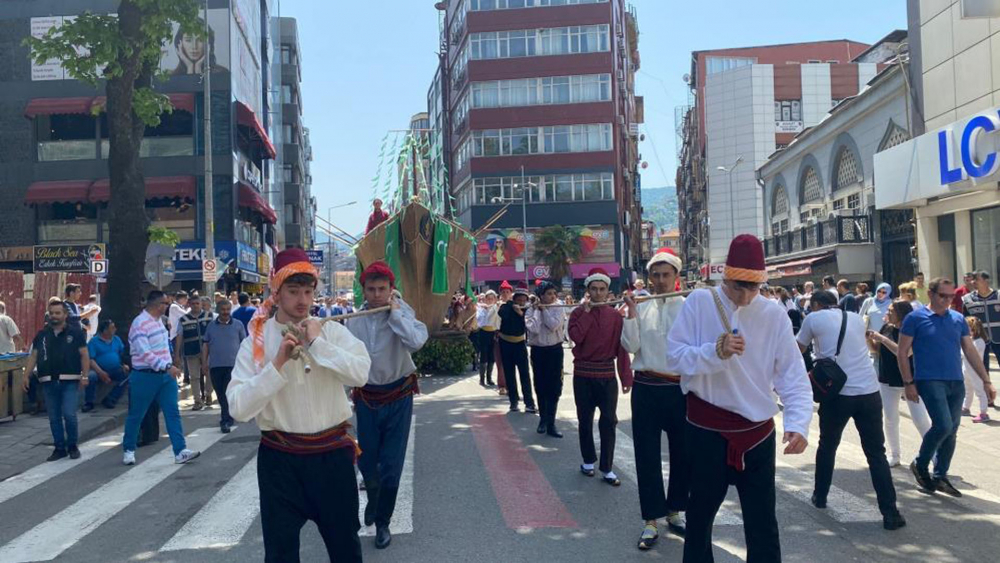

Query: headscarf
[[249, 248, 319, 369], [863, 282, 893, 333]]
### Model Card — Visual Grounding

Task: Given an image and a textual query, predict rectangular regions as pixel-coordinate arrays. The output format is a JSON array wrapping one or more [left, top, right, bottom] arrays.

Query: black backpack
[[808, 310, 848, 403]]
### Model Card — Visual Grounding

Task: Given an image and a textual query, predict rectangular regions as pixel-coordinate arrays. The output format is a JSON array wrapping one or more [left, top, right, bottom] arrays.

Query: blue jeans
[[122, 370, 186, 456], [915, 379, 965, 478], [85, 366, 128, 406], [43, 381, 80, 451]]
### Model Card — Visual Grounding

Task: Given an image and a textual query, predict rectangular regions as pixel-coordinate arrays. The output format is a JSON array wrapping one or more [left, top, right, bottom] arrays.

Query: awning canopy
[[766, 252, 835, 279], [89, 176, 197, 203], [91, 93, 195, 114], [23, 97, 95, 118], [24, 180, 93, 205], [237, 181, 278, 224], [235, 101, 277, 159]]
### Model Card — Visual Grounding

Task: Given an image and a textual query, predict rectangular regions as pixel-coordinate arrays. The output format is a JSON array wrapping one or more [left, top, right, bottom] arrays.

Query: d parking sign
[[90, 259, 108, 276]]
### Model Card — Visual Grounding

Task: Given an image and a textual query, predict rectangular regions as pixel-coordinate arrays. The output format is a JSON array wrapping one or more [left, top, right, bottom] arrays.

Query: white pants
[[879, 383, 932, 463], [963, 369, 989, 414]]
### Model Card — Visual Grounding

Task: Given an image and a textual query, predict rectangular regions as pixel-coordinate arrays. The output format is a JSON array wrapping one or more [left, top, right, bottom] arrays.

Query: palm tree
[[533, 225, 581, 282]]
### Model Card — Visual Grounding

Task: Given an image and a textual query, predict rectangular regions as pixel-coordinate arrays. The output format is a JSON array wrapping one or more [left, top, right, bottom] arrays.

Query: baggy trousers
[[574, 376, 618, 473], [356, 387, 413, 528], [631, 382, 690, 520], [257, 444, 362, 563], [500, 338, 534, 409], [530, 344, 564, 426], [684, 424, 779, 563]]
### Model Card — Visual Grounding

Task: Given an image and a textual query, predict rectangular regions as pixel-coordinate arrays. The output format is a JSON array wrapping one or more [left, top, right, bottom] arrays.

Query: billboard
[[231, 0, 263, 118], [475, 225, 615, 269], [33, 244, 105, 273]]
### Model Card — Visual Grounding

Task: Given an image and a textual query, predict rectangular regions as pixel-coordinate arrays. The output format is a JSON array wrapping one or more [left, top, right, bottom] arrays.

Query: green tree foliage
[[533, 225, 582, 282], [413, 337, 477, 375]]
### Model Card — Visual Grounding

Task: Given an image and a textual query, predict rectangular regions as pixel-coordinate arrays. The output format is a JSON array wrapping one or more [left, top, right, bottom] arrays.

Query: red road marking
[[467, 412, 577, 529]]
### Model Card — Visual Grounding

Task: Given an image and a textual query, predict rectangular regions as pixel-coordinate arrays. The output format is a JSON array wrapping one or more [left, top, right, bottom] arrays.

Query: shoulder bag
[[809, 310, 848, 403]]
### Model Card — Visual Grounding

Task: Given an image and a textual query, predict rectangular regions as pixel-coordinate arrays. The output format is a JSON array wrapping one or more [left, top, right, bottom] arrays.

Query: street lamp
[[325, 201, 357, 294], [491, 176, 534, 287], [717, 155, 744, 241]]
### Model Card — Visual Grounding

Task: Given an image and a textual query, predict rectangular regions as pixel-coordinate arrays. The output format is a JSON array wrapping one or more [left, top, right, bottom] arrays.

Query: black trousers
[[258, 444, 362, 563], [500, 339, 534, 409], [684, 424, 779, 563], [574, 376, 618, 473], [632, 383, 690, 520], [815, 391, 898, 516], [209, 367, 234, 426], [530, 344, 564, 425], [478, 330, 496, 365]]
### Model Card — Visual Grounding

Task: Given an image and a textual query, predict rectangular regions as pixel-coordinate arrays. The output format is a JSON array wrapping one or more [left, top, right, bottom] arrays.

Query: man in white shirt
[[167, 291, 189, 340], [525, 280, 567, 437], [667, 235, 812, 563], [227, 249, 371, 563], [0, 301, 23, 354], [622, 247, 688, 551], [82, 295, 101, 341]]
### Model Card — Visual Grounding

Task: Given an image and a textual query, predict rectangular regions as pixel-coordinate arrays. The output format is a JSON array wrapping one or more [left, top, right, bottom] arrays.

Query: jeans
[[915, 379, 965, 478], [122, 370, 187, 456], [879, 383, 931, 464], [209, 367, 234, 426], [43, 381, 79, 451], [85, 365, 128, 406]]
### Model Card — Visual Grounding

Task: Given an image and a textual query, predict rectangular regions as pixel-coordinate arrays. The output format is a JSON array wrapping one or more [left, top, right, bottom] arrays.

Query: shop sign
[[0, 246, 35, 263], [257, 250, 271, 274], [700, 263, 725, 281], [938, 111, 1000, 185], [775, 121, 804, 134], [33, 244, 105, 273], [237, 242, 257, 273], [305, 250, 324, 267], [173, 241, 237, 271]]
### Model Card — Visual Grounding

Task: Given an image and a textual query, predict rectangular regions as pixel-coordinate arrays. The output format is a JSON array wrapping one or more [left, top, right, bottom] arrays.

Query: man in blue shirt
[[84, 320, 130, 410], [898, 277, 995, 496], [202, 300, 247, 433], [231, 292, 257, 331]]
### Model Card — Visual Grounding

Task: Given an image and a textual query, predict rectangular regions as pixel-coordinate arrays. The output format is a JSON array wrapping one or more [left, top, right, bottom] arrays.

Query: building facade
[[432, 0, 644, 292], [278, 17, 315, 250], [676, 39, 876, 280], [875, 1, 1000, 284], [0, 0, 290, 294]]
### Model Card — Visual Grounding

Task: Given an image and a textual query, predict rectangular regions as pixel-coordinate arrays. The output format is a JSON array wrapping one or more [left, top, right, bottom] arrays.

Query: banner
[[384, 216, 404, 294], [33, 244, 105, 273], [431, 219, 452, 295], [475, 225, 614, 268]]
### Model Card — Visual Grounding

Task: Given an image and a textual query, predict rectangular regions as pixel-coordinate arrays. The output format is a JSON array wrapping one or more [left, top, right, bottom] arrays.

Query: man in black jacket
[[498, 285, 535, 413]]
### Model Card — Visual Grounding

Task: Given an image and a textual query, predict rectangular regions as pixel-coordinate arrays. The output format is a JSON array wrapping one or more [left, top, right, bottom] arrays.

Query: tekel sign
[[938, 111, 1000, 186]]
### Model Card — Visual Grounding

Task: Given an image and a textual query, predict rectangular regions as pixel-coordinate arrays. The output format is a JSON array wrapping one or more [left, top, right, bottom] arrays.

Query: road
[[1, 353, 999, 562]]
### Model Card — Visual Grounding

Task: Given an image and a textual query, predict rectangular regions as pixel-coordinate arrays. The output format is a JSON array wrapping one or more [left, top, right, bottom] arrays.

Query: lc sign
[[937, 111, 1000, 185]]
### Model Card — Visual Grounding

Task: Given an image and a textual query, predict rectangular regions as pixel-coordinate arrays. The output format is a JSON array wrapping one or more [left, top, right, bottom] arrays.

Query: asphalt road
[[2, 356, 1000, 562]]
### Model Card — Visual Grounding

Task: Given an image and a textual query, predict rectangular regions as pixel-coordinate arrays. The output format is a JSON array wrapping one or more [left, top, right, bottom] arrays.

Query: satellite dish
[[641, 161, 649, 169], [682, 73, 691, 84]]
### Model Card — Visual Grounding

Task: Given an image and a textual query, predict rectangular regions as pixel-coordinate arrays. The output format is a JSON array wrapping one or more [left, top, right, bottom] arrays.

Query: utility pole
[[202, 0, 216, 298], [520, 165, 528, 287]]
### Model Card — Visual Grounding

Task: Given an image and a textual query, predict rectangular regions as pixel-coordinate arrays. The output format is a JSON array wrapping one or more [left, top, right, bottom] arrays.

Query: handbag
[[809, 310, 848, 403]]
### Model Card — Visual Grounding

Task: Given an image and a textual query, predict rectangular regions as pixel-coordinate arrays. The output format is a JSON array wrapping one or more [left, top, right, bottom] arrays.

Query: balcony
[[100, 136, 193, 159], [37, 140, 97, 162], [764, 215, 872, 259], [38, 220, 98, 244]]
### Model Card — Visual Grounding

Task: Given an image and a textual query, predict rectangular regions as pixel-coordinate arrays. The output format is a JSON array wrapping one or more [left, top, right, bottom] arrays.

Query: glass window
[[555, 175, 573, 201], [847, 193, 860, 209], [832, 199, 845, 210], [972, 206, 1000, 284], [801, 167, 822, 203], [583, 175, 602, 200], [772, 185, 788, 216]]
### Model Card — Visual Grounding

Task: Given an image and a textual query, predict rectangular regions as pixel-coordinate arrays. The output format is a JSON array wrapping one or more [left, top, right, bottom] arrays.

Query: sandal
[[637, 523, 658, 550], [580, 464, 595, 477], [602, 475, 621, 487]]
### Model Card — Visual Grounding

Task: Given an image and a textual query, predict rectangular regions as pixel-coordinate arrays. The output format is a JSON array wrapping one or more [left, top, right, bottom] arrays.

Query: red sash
[[686, 393, 775, 472], [352, 373, 420, 409], [260, 421, 360, 459]]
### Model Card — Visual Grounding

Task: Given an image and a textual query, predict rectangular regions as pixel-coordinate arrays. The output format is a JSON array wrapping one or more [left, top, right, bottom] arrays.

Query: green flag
[[353, 260, 363, 309], [431, 219, 452, 295], [384, 216, 404, 294], [464, 262, 475, 300]]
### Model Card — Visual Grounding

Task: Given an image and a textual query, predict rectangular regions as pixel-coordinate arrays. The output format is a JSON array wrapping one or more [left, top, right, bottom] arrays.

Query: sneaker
[[499, 388, 507, 396], [883, 512, 906, 530], [123, 450, 136, 465], [637, 523, 658, 550], [47, 449, 67, 462], [961, 407, 972, 417], [81, 403, 94, 413], [909, 461, 936, 492], [175, 449, 201, 464], [887, 458, 901, 468], [810, 493, 827, 509], [934, 477, 962, 498], [221, 423, 232, 434], [972, 413, 991, 423], [666, 512, 686, 536], [509, 404, 519, 412], [191, 403, 204, 411], [525, 405, 538, 414], [68, 446, 81, 460]]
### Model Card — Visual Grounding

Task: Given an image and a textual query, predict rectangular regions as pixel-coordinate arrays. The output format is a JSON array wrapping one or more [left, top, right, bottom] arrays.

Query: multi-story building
[[278, 17, 314, 250], [432, 0, 644, 293], [0, 0, 286, 294], [676, 39, 876, 280], [876, 1, 1000, 284]]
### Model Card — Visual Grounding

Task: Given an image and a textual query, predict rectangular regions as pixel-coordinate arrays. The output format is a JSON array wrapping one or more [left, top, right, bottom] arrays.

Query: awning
[[89, 176, 197, 203], [235, 101, 277, 159], [23, 97, 95, 118], [91, 93, 195, 114], [766, 252, 835, 279], [24, 180, 93, 205], [237, 181, 278, 224]]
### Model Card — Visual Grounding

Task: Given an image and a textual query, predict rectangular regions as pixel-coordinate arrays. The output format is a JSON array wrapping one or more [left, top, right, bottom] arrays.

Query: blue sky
[[282, 0, 908, 236]]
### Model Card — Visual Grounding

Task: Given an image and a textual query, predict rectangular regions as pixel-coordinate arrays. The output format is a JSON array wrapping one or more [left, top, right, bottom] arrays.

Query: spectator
[[251, 297, 261, 307], [366, 198, 391, 234], [82, 295, 101, 341], [898, 278, 995, 496], [202, 299, 247, 433], [860, 283, 893, 333], [856, 282, 871, 303], [952, 272, 975, 312], [822, 275, 839, 299], [898, 282, 922, 308], [231, 292, 257, 331], [962, 316, 990, 423], [0, 301, 24, 354], [213, 292, 226, 307], [64, 283, 97, 332], [837, 279, 859, 313], [21, 299, 89, 461], [167, 291, 189, 340], [777, 287, 797, 313], [317, 297, 335, 318], [228, 291, 239, 307], [201, 296, 217, 320], [84, 320, 129, 411], [913, 272, 930, 305], [633, 279, 651, 297], [866, 300, 931, 466], [962, 271, 999, 402], [797, 290, 904, 529], [176, 297, 214, 410]]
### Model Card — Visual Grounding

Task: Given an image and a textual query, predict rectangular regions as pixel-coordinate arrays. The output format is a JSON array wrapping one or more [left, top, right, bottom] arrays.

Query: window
[[825, 60, 840, 64], [472, 123, 610, 158], [878, 123, 909, 152], [282, 85, 293, 104], [705, 56, 756, 74], [771, 185, 788, 216], [454, 139, 472, 171], [774, 100, 801, 122], [834, 147, 861, 191], [847, 193, 860, 209], [470, 0, 608, 10], [807, 59, 821, 63], [800, 166, 822, 203], [542, 76, 570, 104], [469, 25, 609, 60], [280, 45, 291, 64], [832, 199, 845, 211], [282, 165, 293, 183], [471, 172, 613, 204]]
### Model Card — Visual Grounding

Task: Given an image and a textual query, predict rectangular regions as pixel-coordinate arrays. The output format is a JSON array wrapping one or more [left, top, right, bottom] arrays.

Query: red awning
[[766, 252, 835, 279], [23, 97, 95, 118], [237, 181, 278, 224], [24, 180, 93, 205], [90, 93, 195, 114], [235, 101, 277, 159], [88, 176, 196, 203]]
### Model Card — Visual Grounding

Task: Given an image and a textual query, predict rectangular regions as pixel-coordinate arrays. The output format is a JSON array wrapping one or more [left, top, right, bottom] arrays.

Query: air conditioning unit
[[628, 123, 639, 137]]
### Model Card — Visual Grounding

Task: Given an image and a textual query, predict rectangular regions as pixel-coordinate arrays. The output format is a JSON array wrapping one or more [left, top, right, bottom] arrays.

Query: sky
[[281, 0, 909, 237]]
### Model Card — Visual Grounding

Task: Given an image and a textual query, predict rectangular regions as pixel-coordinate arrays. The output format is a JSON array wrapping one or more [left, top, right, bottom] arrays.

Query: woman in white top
[[475, 291, 500, 386], [797, 290, 904, 529], [962, 316, 991, 422]]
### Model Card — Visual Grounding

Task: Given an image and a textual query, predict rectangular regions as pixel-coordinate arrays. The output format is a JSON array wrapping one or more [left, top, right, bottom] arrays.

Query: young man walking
[[667, 235, 813, 563], [569, 268, 633, 487], [346, 262, 428, 549], [228, 249, 371, 563], [175, 297, 214, 410], [963, 271, 1000, 393], [498, 285, 536, 413], [621, 248, 689, 549], [525, 280, 566, 437], [475, 290, 500, 386], [202, 299, 247, 433]]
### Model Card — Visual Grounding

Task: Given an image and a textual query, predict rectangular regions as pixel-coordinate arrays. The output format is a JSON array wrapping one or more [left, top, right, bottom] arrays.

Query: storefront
[[972, 205, 1000, 282]]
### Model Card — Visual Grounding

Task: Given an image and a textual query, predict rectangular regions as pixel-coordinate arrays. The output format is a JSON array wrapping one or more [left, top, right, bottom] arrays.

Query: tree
[[533, 225, 581, 282], [26, 0, 201, 335]]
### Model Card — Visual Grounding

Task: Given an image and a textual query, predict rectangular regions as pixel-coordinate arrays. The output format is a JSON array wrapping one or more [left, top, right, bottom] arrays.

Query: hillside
[[641, 186, 678, 231]]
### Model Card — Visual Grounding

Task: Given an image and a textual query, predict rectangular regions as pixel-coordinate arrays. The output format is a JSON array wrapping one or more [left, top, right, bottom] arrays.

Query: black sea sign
[[33, 244, 105, 273]]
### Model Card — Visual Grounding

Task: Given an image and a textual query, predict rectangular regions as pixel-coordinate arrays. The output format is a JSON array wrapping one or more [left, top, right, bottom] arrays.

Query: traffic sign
[[90, 259, 108, 276], [202, 259, 218, 283]]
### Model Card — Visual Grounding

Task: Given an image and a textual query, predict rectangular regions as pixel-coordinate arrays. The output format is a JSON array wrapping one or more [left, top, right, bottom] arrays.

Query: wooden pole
[[531, 290, 694, 309]]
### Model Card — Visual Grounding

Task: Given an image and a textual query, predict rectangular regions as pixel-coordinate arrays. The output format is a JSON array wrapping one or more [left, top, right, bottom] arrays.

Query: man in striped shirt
[[964, 270, 1000, 406], [121, 290, 200, 466]]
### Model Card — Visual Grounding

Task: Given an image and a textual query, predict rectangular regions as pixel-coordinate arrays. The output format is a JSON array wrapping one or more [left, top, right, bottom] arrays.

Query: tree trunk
[[102, 0, 150, 338]]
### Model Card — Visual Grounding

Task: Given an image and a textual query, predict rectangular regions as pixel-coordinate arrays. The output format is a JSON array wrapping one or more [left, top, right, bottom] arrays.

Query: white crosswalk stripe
[[359, 415, 416, 536], [0, 431, 121, 505]]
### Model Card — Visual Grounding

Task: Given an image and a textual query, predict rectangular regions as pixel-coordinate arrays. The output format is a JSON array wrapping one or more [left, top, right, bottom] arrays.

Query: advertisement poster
[[33, 244, 105, 273], [231, 0, 263, 118], [475, 225, 614, 269]]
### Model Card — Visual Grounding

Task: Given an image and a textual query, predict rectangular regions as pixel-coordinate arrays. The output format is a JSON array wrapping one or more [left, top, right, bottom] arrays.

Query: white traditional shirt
[[666, 287, 813, 437], [621, 296, 685, 374], [476, 303, 500, 330], [345, 299, 428, 386], [525, 302, 566, 347], [227, 317, 370, 434]]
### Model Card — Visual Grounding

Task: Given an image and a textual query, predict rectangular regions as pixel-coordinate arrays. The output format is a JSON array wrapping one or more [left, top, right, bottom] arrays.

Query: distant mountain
[[641, 186, 678, 231]]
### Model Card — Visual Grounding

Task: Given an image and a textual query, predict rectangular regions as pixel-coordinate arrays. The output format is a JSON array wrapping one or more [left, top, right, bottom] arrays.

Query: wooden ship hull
[[354, 201, 473, 335]]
